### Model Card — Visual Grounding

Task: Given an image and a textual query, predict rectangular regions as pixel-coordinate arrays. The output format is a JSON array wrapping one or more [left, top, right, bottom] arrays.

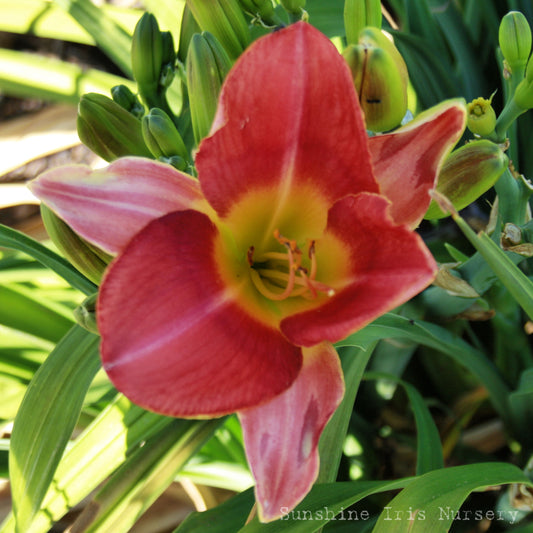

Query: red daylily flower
[[30, 22, 465, 521]]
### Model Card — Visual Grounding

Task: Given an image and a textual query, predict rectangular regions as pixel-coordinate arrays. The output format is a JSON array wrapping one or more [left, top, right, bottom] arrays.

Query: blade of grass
[[0, 224, 97, 295]]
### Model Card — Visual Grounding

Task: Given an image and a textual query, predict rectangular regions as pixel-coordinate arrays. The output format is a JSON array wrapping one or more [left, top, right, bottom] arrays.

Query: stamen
[[248, 230, 334, 301]]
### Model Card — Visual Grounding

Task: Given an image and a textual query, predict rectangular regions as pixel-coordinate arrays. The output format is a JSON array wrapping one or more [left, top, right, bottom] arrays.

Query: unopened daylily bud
[[77, 93, 152, 161], [279, 0, 305, 13], [467, 95, 497, 136], [132, 13, 163, 94], [514, 58, 533, 109], [142, 108, 189, 161], [499, 11, 532, 75], [186, 0, 250, 59], [74, 293, 99, 334], [344, 27, 408, 132], [160, 31, 177, 89], [111, 85, 145, 118], [187, 31, 232, 144], [425, 140, 509, 219], [344, 0, 382, 45], [41, 205, 109, 285]]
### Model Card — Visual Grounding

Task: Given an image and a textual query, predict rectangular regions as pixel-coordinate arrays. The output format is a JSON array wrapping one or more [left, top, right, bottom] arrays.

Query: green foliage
[[4, 0, 533, 532]]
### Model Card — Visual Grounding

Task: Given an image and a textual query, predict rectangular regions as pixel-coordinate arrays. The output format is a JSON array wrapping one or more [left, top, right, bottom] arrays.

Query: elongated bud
[[186, 0, 250, 59], [187, 31, 232, 144], [344, 27, 408, 132], [77, 93, 152, 161], [132, 13, 163, 94], [111, 85, 145, 119], [142, 108, 189, 161], [344, 0, 382, 45], [425, 140, 509, 219], [41, 205, 110, 285], [467, 94, 497, 136], [499, 11, 532, 75]]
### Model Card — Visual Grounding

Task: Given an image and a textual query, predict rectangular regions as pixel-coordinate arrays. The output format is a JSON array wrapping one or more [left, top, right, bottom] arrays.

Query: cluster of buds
[[343, 26, 408, 132], [131, 13, 177, 110]]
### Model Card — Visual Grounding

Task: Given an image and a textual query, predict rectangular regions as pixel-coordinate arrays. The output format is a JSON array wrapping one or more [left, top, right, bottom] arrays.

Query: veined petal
[[281, 193, 437, 346], [98, 209, 302, 417], [238, 342, 344, 522], [369, 99, 466, 228], [29, 157, 211, 255], [197, 22, 377, 235]]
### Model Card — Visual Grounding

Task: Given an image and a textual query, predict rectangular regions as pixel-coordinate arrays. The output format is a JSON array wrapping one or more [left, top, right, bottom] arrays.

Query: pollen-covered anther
[[248, 231, 335, 301]]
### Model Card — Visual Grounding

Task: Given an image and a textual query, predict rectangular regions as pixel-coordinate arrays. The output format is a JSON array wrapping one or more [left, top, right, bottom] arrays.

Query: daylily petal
[[28, 157, 211, 255], [368, 99, 466, 228], [197, 22, 378, 234], [98, 209, 302, 417], [238, 342, 344, 522], [281, 193, 437, 346]]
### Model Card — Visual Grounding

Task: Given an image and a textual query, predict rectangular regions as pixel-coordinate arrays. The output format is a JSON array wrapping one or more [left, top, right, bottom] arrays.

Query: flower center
[[247, 229, 335, 301]]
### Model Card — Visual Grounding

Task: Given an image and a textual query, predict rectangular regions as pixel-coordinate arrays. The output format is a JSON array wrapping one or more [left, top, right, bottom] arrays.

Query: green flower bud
[[343, 27, 408, 132], [142, 108, 189, 161], [467, 95, 497, 136], [111, 85, 145, 119], [159, 31, 177, 89], [77, 93, 152, 161], [186, 0, 250, 60], [41, 205, 110, 285], [161, 31, 176, 66], [344, 0, 382, 45], [279, 0, 305, 13], [514, 58, 533, 109], [499, 11, 532, 75], [73, 293, 99, 334], [132, 13, 163, 94], [425, 140, 509, 220], [187, 31, 232, 145]]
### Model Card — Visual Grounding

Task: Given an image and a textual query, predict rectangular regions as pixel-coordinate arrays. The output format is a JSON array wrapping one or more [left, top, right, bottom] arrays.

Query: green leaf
[[338, 313, 511, 423], [176, 488, 254, 533], [9, 325, 100, 533], [52, 0, 133, 76], [372, 463, 532, 532], [0, 224, 96, 295], [317, 342, 377, 483], [0, 283, 73, 342], [0, 48, 133, 104], [71, 418, 225, 532], [2, 395, 176, 533], [364, 372, 443, 475], [0, 0, 141, 45]]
